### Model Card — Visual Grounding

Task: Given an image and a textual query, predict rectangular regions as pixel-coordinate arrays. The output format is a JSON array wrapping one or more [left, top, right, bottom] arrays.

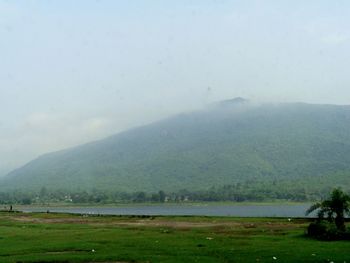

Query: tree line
[[0, 182, 340, 205]]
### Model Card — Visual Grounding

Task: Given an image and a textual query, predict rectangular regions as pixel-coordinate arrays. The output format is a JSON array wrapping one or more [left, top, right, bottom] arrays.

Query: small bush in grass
[[306, 188, 350, 240], [307, 222, 343, 240]]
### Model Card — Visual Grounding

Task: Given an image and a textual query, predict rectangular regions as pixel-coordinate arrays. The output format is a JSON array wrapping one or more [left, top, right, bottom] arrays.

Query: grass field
[[0, 211, 348, 263]]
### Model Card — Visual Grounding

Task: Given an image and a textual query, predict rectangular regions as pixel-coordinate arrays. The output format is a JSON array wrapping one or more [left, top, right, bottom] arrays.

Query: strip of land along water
[[18, 203, 316, 217]]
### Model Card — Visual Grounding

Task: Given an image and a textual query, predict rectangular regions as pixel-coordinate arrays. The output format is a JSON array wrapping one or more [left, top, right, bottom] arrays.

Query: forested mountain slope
[[2, 100, 350, 194]]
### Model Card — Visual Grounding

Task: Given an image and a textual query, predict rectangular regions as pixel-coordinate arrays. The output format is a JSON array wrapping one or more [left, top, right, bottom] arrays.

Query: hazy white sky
[[1, 0, 350, 175]]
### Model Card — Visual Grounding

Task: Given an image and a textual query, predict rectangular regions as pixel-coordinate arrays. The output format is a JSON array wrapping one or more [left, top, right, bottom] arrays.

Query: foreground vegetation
[[306, 188, 350, 240], [0, 212, 349, 262]]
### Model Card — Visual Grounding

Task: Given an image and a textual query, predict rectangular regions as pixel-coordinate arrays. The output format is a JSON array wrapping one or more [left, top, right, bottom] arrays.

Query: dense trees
[[306, 188, 350, 240], [4, 103, 350, 195], [0, 184, 343, 205]]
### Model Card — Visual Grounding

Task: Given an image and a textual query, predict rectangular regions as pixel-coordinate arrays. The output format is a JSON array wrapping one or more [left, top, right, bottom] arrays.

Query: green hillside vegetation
[[2, 100, 350, 199]]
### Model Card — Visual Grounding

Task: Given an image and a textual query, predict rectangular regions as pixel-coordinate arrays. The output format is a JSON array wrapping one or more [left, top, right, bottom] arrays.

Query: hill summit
[[216, 97, 249, 106]]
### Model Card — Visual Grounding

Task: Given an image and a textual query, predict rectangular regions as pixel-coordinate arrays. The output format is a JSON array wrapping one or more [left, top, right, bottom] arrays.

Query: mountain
[[2, 100, 350, 194]]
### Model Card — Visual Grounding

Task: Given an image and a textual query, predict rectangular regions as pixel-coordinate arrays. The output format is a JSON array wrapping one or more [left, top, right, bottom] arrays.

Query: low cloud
[[321, 33, 349, 45], [0, 106, 188, 176], [0, 113, 120, 175]]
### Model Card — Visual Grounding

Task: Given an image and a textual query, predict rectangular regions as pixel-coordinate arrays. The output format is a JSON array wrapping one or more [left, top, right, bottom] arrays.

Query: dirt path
[[8, 213, 303, 230], [11, 214, 239, 228]]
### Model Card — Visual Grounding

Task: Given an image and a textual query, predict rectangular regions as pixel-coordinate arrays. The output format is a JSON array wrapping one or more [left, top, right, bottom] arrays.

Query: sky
[[0, 0, 350, 175]]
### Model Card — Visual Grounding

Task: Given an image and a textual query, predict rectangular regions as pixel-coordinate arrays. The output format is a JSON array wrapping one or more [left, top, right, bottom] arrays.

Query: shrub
[[307, 221, 344, 240]]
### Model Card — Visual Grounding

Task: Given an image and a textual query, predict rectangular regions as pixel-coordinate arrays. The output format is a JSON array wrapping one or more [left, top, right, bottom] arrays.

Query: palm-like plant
[[306, 188, 350, 231]]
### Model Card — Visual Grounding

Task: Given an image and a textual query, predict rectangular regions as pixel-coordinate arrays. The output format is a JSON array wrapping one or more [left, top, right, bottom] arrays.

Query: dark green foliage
[[2, 102, 350, 198], [159, 190, 166, 202], [307, 221, 344, 240], [0, 185, 341, 204], [306, 188, 350, 240]]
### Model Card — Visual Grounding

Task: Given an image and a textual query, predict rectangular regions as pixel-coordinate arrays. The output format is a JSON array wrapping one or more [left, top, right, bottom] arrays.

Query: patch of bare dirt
[[11, 215, 91, 224], [8, 214, 302, 231], [11, 216, 240, 228]]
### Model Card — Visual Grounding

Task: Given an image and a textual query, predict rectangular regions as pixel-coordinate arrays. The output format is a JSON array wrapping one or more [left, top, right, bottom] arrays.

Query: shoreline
[[11, 200, 311, 209]]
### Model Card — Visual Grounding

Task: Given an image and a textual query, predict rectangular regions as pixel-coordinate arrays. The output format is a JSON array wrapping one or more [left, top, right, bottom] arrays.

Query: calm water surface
[[20, 203, 314, 217]]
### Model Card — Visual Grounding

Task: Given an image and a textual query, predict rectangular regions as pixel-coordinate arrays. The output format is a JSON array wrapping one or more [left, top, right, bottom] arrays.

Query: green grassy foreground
[[0, 212, 348, 263]]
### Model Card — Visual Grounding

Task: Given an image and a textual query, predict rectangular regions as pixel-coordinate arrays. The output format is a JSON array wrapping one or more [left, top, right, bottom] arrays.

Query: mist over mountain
[[2, 100, 350, 195]]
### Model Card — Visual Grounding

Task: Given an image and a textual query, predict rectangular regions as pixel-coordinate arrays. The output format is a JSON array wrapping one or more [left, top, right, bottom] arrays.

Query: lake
[[19, 203, 315, 217]]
